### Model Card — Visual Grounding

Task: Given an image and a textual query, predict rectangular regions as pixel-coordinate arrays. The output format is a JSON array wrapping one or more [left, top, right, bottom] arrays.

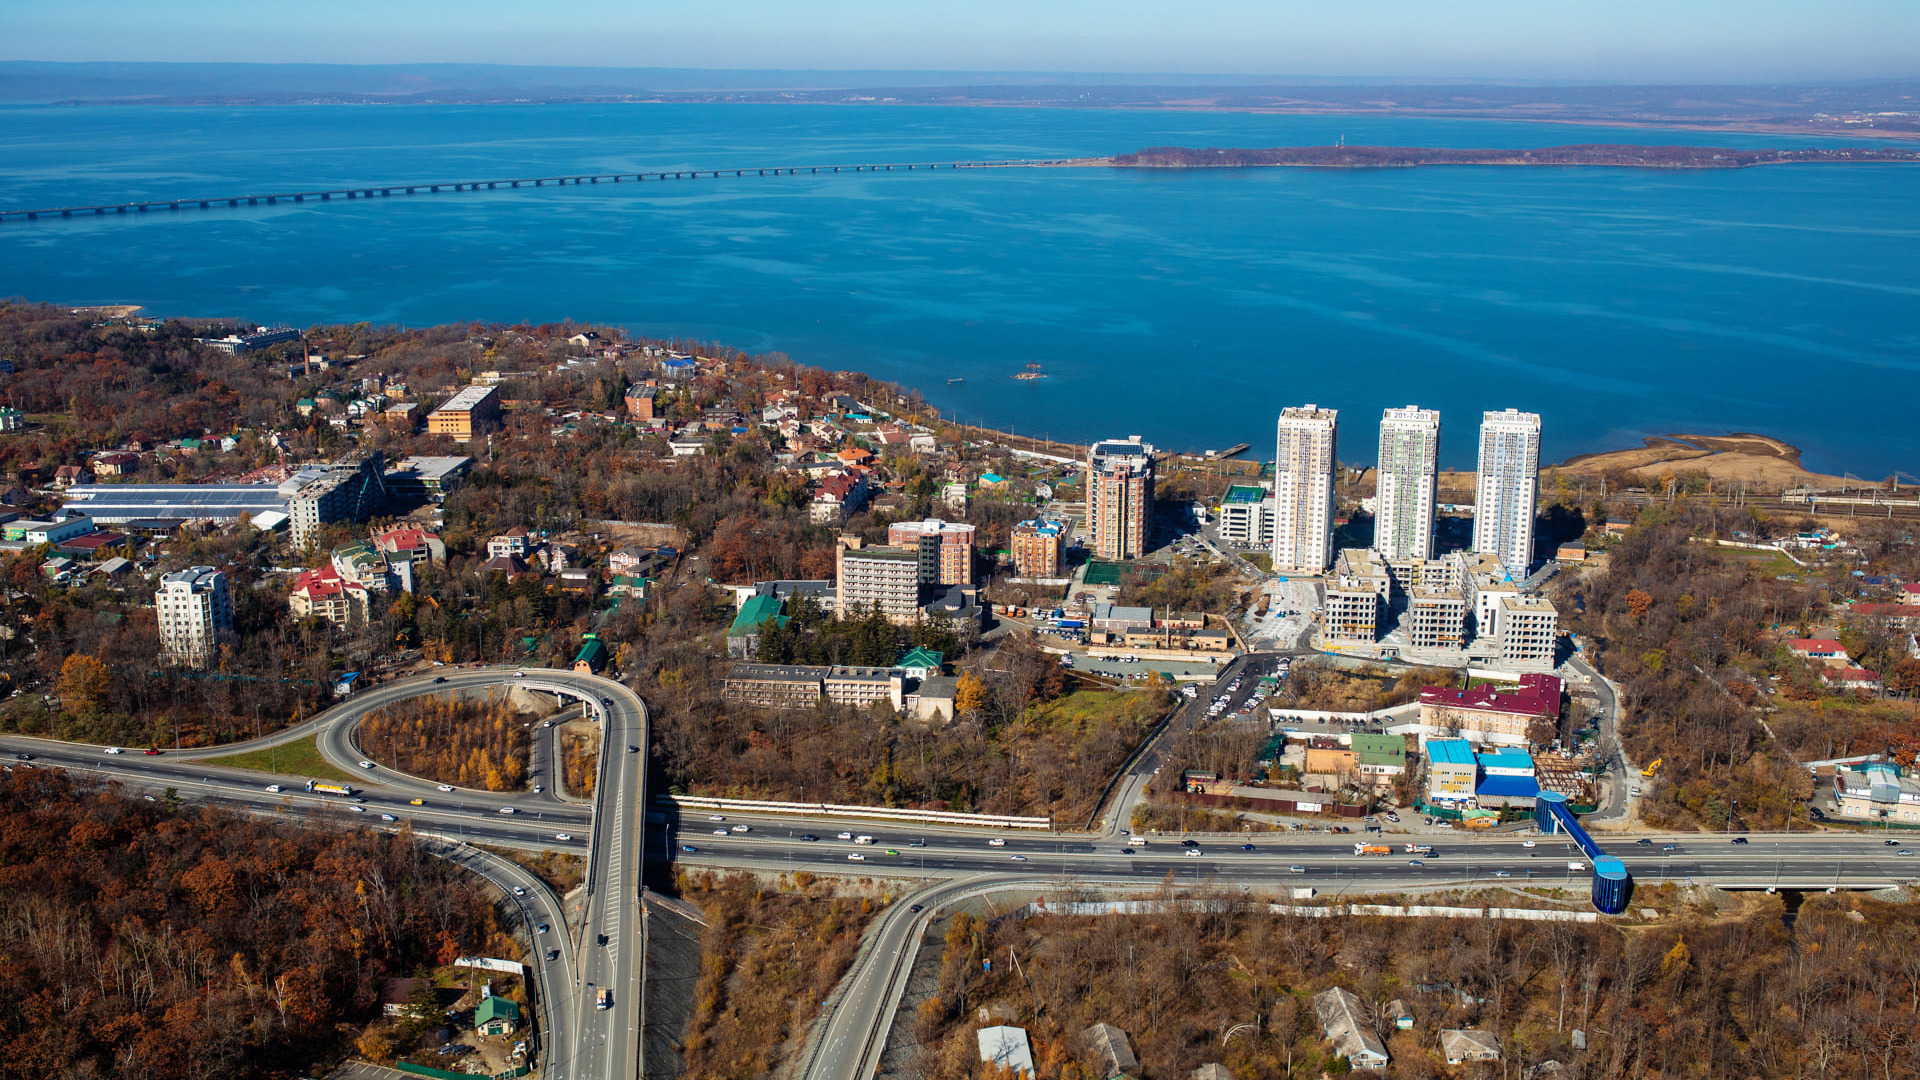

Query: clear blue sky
[[11, 0, 1919, 82]]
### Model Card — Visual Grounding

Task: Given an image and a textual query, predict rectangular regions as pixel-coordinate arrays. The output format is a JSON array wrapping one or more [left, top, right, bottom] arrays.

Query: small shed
[[1387, 999, 1414, 1029], [1081, 1022, 1138, 1078], [977, 1026, 1034, 1079]]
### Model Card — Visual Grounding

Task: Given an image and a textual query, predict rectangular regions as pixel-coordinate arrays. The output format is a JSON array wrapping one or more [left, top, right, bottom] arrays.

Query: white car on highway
[[498, 807, 516, 815], [554, 833, 571, 841], [836, 831, 854, 840], [988, 838, 1007, 847], [104, 747, 123, 754], [437, 784, 453, 792], [358, 760, 375, 769], [847, 853, 866, 861]]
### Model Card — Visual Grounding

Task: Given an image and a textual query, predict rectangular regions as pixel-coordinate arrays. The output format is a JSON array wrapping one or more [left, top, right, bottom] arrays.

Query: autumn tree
[[55, 653, 111, 714]]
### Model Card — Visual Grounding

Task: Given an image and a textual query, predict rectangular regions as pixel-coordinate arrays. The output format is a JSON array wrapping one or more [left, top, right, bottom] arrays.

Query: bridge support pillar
[[115, 206, 125, 213]]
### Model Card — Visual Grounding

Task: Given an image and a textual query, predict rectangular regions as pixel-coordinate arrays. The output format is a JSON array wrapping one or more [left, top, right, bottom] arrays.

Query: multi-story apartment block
[[835, 537, 923, 623], [1216, 484, 1275, 547], [157, 565, 233, 667], [721, 663, 905, 711], [289, 564, 370, 628], [284, 451, 387, 549], [1272, 406, 1338, 575], [1323, 548, 1391, 645], [1472, 408, 1541, 579], [1496, 595, 1560, 667], [427, 384, 502, 441], [1406, 588, 1468, 650], [887, 518, 976, 586], [1010, 519, 1066, 578], [1459, 550, 1520, 640], [1086, 437, 1154, 561], [1373, 406, 1439, 562]]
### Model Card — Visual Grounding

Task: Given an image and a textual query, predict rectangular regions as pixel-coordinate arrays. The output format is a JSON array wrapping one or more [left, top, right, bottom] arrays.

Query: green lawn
[[201, 735, 356, 782]]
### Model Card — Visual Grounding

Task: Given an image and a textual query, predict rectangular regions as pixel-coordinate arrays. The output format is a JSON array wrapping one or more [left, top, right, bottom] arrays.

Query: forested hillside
[[0, 769, 504, 1078]]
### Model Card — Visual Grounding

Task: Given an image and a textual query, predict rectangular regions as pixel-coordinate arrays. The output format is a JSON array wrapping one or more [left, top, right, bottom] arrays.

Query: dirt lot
[[1546, 432, 1853, 488]]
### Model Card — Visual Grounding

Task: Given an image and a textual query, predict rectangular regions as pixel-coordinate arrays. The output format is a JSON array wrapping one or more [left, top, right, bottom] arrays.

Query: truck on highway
[[1354, 843, 1392, 856], [596, 988, 612, 1010], [1404, 842, 1435, 855], [305, 780, 354, 796]]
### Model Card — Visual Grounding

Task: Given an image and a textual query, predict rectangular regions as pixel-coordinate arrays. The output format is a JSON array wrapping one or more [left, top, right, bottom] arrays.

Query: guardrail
[[662, 794, 1050, 829]]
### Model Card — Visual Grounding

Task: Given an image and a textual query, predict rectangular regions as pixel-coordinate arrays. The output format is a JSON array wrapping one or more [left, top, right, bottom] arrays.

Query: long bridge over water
[[0, 158, 1070, 224]]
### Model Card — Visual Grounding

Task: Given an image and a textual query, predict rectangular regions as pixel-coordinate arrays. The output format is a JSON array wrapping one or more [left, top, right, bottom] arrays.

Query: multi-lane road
[[13, 659, 1919, 1080]]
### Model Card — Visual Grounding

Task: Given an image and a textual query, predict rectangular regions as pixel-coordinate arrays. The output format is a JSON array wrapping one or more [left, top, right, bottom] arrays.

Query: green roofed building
[[897, 646, 944, 679], [572, 633, 608, 674], [475, 994, 520, 1037], [727, 594, 788, 658], [1351, 732, 1409, 789]]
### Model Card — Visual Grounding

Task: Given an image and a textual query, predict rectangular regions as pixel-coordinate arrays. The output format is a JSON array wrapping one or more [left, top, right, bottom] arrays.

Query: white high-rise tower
[[1472, 409, 1542, 579], [1373, 406, 1440, 562], [1272, 405, 1339, 575]]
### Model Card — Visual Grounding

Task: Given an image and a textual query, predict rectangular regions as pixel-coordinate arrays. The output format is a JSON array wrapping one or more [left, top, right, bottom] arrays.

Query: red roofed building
[[1827, 667, 1883, 693], [1415, 673, 1563, 748], [1900, 584, 1920, 603], [810, 471, 869, 524], [1851, 604, 1920, 632], [373, 526, 446, 564], [92, 451, 142, 476], [1789, 639, 1851, 666], [56, 532, 130, 558], [289, 565, 369, 627]]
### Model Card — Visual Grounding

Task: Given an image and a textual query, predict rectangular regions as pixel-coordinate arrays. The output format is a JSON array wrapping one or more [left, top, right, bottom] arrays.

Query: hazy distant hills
[[3, 62, 1915, 136], [0, 61, 1438, 102]]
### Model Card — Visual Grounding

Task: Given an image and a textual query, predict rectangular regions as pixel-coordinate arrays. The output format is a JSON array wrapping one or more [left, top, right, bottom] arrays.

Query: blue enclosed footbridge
[[1536, 790, 1632, 914]]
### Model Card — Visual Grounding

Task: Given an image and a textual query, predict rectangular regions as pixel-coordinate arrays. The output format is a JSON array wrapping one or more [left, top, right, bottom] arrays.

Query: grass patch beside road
[[200, 735, 355, 782]]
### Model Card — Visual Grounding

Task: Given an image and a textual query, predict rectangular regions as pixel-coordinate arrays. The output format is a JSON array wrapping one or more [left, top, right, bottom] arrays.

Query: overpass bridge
[[0, 158, 1071, 224]]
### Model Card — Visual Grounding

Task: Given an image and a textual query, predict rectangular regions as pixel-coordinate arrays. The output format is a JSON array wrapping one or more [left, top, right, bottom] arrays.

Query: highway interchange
[[6, 660, 1917, 1080]]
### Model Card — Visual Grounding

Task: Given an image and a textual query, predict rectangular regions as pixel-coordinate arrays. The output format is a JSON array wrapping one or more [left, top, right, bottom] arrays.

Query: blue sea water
[[1, 103, 1916, 475]]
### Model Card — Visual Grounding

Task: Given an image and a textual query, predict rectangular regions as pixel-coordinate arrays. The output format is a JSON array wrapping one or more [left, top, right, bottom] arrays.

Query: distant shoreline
[[1101, 143, 1920, 170]]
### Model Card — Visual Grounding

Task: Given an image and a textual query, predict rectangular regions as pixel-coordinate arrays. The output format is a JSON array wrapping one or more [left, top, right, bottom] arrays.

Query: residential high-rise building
[[886, 518, 976, 586], [1472, 409, 1542, 579], [835, 536, 923, 624], [1374, 406, 1440, 563], [157, 565, 233, 667], [1272, 405, 1338, 575], [1086, 437, 1154, 561]]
